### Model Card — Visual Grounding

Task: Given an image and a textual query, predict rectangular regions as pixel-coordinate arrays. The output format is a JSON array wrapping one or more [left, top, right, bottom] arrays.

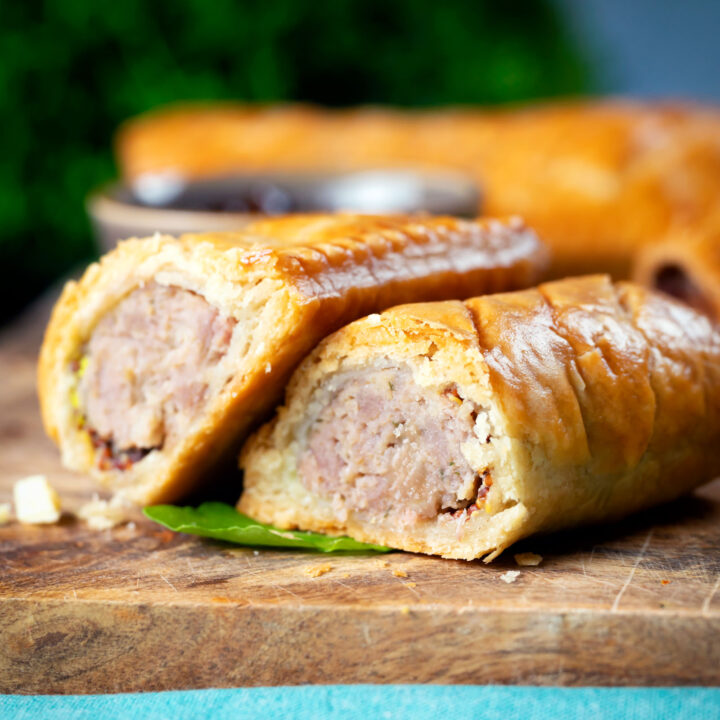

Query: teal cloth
[[2, 686, 718, 719]]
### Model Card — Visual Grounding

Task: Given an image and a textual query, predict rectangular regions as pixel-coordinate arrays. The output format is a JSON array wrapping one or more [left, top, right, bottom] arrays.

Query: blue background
[[3, 686, 720, 720]]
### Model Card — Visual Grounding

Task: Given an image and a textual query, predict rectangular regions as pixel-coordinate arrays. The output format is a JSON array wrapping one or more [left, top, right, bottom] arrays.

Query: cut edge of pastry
[[239, 304, 532, 561], [39, 234, 296, 505], [633, 233, 720, 322], [632, 221, 720, 322]]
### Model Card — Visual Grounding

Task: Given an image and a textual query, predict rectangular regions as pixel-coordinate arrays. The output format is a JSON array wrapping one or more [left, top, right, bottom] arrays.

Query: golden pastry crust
[[239, 276, 720, 560], [116, 101, 720, 278], [633, 217, 720, 321], [38, 213, 546, 505]]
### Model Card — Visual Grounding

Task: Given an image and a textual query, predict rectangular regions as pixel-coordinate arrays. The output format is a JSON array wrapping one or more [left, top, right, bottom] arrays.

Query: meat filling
[[76, 283, 236, 467], [298, 367, 490, 526]]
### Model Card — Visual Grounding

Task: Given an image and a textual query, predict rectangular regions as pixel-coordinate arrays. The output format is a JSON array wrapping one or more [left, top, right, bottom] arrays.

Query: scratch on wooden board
[[267, 581, 302, 600], [26, 610, 34, 642], [160, 575, 179, 593], [362, 623, 372, 646], [579, 557, 617, 588], [611, 529, 653, 613], [401, 582, 421, 599], [701, 576, 720, 615], [332, 579, 354, 592], [241, 567, 274, 583], [581, 573, 617, 591]]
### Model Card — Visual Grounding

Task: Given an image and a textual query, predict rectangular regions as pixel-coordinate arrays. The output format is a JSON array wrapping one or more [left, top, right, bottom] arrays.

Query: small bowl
[[87, 169, 480, 252]]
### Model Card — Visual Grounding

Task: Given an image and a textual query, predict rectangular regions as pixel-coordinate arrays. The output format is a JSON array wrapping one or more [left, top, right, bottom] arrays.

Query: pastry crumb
[[403, 582, 417, 589], [376, 559, 390, 568], [14, 475, 61, 524], [500, 570, 521, 584], [514, 552, 543, 567], [78, 493, 132, 530], [305, 563, 332, 578], [392, 569, 408, 578], [400, 606, 410, 615], [366, 313, 382, 326]]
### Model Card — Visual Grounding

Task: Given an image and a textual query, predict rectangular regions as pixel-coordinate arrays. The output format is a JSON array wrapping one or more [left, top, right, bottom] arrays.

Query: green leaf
[[143, 502, 391, 553]]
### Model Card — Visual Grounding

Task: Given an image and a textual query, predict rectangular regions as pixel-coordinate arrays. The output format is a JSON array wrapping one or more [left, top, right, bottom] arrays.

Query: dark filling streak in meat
[[654, 265, 715, 319], [87, 428, 154, 471], [443, 469, 493, 519]]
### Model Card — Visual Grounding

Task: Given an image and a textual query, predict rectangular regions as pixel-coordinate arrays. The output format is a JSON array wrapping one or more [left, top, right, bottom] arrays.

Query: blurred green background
[[1, 0, 590, 327]]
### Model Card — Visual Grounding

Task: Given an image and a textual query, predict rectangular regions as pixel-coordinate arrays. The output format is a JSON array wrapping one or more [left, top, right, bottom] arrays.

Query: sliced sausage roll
[[239, 275, 720, 560], [38, 213, 546, 505]]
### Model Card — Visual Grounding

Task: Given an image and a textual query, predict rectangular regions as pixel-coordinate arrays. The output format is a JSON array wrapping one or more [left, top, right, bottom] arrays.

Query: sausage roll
[[239, 275, 720, 560], [633, 220, 720, 322], [39, 213, 546, 505], [117, 101, 720, 278]]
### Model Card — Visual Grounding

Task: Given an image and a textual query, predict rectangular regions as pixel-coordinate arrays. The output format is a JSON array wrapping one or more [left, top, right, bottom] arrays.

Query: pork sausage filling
[[297, 366, 489, 526], [76, 283, 236, 468]]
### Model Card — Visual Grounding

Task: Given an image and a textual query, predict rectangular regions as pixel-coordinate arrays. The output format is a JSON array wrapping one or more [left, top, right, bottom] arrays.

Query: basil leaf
[[143, 502, 391, 553]]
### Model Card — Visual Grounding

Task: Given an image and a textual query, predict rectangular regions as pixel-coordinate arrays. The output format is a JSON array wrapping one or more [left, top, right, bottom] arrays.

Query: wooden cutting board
[[1, 316, 719, 694]]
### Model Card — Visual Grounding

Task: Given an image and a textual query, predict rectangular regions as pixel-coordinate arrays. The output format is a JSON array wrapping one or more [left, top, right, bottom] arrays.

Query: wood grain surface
[[1, 312, 719, 693]]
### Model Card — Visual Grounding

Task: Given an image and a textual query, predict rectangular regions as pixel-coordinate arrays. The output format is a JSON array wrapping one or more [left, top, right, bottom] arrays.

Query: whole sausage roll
[[633, 221, 720, 322], [239, 275, 720, 560], [117, 101, 720, 278], [39, 213, 546, 505]]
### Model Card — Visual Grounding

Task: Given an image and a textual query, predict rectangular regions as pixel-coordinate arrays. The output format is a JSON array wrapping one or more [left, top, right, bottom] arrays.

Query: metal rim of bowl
[[87, 168, 481, 237], [86, 187, 255, 235]]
